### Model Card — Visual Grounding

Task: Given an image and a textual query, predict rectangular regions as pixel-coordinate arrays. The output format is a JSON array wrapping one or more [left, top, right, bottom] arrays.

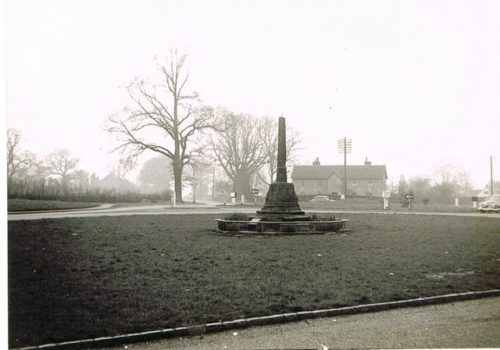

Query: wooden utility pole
[[212, 164, 215, 201], [338, 137, 352, 199], [344, 138, 347, 197], [491, 156, 494, 196]]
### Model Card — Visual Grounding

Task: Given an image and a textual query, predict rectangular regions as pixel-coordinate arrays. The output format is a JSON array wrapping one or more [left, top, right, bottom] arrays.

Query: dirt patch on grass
[[425, 270, 475, 280], [8, 213, 500, 347]]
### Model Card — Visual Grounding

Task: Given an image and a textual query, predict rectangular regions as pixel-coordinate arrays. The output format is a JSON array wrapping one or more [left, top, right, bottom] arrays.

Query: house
[[291, 158, 388, 197]]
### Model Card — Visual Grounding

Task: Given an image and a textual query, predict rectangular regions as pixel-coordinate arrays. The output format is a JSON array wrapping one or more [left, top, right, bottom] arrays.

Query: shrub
[[223, 213, 251, 221], [310, 213, 336, 221]]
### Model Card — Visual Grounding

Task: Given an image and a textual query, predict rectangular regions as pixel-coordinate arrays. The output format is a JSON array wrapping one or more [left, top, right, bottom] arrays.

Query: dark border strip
[[12, 289, 500, 350]]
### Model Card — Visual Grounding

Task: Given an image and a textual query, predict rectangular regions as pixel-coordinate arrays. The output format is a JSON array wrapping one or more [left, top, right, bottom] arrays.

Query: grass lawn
[[8, 213, 500, 347], [8, 199, 99, 212]]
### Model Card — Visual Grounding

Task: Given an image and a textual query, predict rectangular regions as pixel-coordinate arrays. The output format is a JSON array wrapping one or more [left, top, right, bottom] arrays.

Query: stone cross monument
[[257, 117, 305, 219], [216, 116, 348, 234]]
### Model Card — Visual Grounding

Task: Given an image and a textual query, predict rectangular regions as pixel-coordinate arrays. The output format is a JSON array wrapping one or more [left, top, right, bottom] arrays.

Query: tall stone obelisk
[[257, 117, 305, 219], [276, 116, 287, 183]]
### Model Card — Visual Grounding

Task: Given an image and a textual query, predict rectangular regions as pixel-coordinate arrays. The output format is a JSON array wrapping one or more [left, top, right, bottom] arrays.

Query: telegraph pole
[[343, 138, 347, 197], [337, 137, 352, 199], [212, 164, 215, 201], [491, 156, 494, 196]]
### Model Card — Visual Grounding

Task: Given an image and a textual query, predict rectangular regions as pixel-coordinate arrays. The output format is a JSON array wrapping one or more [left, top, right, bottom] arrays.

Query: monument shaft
[[276, 117, 287, 183]]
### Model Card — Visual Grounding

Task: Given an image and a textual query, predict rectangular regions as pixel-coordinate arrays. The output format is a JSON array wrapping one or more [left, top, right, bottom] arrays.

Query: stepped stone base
[[216, 218, 348, 234], [256, 182, 305, 219]]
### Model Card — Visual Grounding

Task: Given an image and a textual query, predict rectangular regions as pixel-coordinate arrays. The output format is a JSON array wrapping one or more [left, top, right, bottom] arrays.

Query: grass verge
[[300, 198, 478, 212], [8, 213, 500, 347], [8, 199, 99, 212]]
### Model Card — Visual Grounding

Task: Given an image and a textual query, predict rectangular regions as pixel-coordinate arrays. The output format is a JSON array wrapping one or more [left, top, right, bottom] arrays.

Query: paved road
[[101, 297, 500, 349], [7, 203, 228, 221], [7, 203, 500, 221]]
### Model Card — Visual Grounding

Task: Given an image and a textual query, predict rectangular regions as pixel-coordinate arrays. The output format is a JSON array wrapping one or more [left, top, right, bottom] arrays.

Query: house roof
[[291, 165, 387, 180]]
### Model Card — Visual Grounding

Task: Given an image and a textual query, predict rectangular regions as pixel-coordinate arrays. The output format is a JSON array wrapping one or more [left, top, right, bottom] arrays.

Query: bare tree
[[209, 110, 269, 200], [431, 159, 458, 186], [6, 129, 49, 197], [107, 52, 216, 203], [46, 149, 79, 193], [430, 158, 461, 199], [456, 170, 472, 196], [112, 156, 137, 179], [187, 155, 214, 203], [397, 175, 407, 197], [72, 169, 90, 194], [7, 129, 33, 186]]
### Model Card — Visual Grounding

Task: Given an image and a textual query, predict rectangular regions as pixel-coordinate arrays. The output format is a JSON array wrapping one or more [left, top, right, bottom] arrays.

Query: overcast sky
[[6, 0, 500, 188]]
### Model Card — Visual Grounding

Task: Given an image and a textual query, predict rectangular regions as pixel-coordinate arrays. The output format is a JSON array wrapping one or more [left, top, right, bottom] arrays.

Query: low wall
[[215, 219, 348, 234]]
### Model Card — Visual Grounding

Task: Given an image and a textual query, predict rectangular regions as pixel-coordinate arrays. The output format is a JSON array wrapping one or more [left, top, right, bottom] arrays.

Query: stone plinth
[[257, 182, 305, 218], [216, 218, 348, 235]]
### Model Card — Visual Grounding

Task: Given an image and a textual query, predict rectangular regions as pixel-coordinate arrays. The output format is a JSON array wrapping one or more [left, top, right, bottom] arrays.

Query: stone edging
[[12, 289, 500, 350]]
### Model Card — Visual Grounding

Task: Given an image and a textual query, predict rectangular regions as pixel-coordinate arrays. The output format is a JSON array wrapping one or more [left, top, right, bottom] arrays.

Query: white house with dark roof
[[291, 158, 388, 197]]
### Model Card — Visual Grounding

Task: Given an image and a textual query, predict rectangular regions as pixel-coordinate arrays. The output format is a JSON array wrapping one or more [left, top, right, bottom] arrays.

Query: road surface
[[100, 296, 500, 349], [7, 203, 500, 221]]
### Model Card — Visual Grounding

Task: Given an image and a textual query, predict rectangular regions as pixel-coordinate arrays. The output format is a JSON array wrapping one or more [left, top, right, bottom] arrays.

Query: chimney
[[364, 157, 372, 166], [313, 157, 321, 166]]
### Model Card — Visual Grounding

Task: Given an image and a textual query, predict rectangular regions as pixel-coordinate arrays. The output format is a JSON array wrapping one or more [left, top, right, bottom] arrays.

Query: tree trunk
[[172, 91, 184, 204], [62, 177, 69, 197], [192, 167, 196, 204], [173, 159, 183, 203], [7, 177, 13, 197], [234, 167, 253, 202]]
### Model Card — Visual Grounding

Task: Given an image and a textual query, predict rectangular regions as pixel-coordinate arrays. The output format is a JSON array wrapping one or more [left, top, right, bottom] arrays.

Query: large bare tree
[[209, 110, 299, 200], [107, 52, 216, 203], [209, 110, 268, 200]]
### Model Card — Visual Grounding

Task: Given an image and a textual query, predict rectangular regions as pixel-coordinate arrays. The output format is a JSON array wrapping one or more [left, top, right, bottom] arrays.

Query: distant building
[[291, 158, 388, 197], [98, 172, 136, 192], [475, 187, 500, 199]]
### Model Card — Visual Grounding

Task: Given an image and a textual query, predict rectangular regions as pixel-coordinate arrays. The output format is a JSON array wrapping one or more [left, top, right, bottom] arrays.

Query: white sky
[[6, 0, 500, 188]]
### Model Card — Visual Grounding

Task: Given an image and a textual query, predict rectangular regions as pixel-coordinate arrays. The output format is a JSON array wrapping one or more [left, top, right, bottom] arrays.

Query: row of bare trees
[[7, 130, 81, 197], [394, 159, 476, 203], [106, 52, 300, 203], [6, 129, 173, 203]]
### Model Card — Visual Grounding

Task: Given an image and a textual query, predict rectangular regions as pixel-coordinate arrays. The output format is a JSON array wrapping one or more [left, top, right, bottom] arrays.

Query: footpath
[[98, 296, 500, 350]]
